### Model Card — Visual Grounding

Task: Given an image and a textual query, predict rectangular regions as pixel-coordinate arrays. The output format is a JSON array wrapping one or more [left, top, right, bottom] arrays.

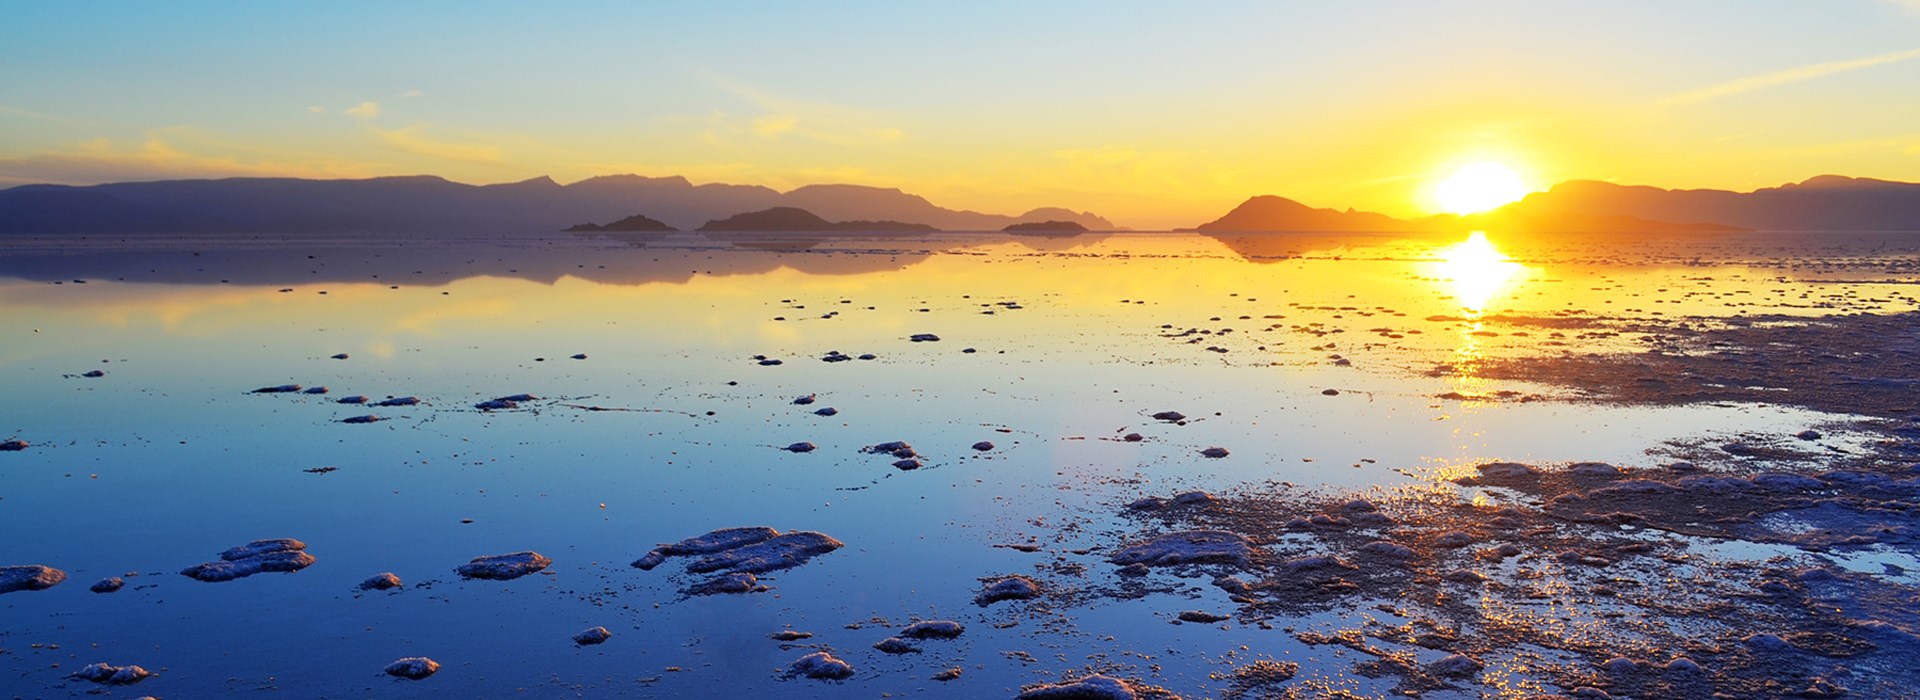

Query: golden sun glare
[[1434, 162, 1528, 215]]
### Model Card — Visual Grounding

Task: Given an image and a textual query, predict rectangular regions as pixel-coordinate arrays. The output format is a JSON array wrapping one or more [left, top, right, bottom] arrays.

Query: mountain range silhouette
[[1, 173, 1915, 235], [0, 174, 1114, 234]]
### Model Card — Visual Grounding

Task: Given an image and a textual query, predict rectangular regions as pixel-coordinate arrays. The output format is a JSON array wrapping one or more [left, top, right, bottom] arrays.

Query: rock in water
[[384, 657, 440, 679], [1199, 446, 1230, 458], [71, 662, 150, 685], [1151, 411, 1186, 422], [1108, 530, 1255, 568], [0, 564, 67, 594], [374, 396, 420, 407], [1178, 610, 1229, 623], [975, 575, 1043, 605], [873, 637, 921, 654], [456, 551, 551, 580], [632, 526, 781, 569], [0, 439, 27, 451], [359, 572, 402, 590], [785, 442, 817, 453], [253, 384, 302, 393], [787, 651, 854, 680], [573, 626, 613, 645], [336, 395, 368, 404], [1017, 674, 1140, 700], [972, 441, 995, 451], [909, 333, 940, 342], [340, 415, 381, 424], [900, 620, 965, 639], [90, 577, 124, 593], [181, 540, 314, 582], [685, 532, 843, 574], [685, 572, 760, 595]]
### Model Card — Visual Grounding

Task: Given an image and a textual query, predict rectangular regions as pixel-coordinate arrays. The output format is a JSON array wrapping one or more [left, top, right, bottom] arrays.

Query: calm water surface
[[2, 230, 1917, 697]]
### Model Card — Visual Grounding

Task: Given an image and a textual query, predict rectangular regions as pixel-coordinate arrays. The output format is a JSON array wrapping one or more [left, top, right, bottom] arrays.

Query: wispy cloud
[[1660, 47, 1920, 105], [399, 89, 424, 99], [344, 101, 381, 118], [694, 73, 908, 147], [0, 130, 377, 185], [370, 125, 504, 165]]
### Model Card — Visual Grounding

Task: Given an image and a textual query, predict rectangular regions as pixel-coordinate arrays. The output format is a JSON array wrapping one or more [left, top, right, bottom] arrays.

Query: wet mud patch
[[1456, 312, 1920, 419], [1091, 467, 1920, 698]]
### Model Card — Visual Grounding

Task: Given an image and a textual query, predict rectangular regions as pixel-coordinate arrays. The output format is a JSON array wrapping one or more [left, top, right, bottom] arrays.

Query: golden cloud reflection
[[1433, 231, 1526, 316]]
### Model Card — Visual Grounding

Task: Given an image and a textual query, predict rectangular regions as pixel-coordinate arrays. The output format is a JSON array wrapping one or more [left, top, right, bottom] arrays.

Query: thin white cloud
[[307, 105, 326, 114], [1661, 47, 1920, 105], [370, 124, 504, 165], [344, 101, 381, 118], [399, 89, 424, 99]]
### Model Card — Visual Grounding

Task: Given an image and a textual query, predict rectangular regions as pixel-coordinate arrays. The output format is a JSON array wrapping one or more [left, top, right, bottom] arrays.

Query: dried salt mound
[[181, 539, 314, 582], [1109, 530, 1254, 568], [972, 440, 995, 451], [685, 572, 760, 595], [632, 526, 780, 569], [573, 626, 612, 645], [0, 439, 27, 451], [770, 630, 813, 641], [456, 551, 550, 580], [1178, 610, 1229, 623], [787, 651, 854, 680], [1428, 653, 1484, 677], [360, 572, 402, 590], [1016, 674, 1140, 700], [1357, 540, 1417, 560], [873, 636, 920, 654], [1434, 531, 1475, 548], [863, 440, 912, 454], [1476, 462, 1539, 479], [1278, 555, 1358, 575], [91, 577, 124, 593], [1568, 462, 1624, 478], [1199, 446, 1230, 458], [374, 396, 420, 407], [685, 532, 843, 574], [1751, 473, 1824, 492], [1587, 479, 1683, 497], [0, 564, 66, 594], [474, 398, 518, 410], [975, 575, 1043, 606], [900, 620, 964, 639], [71, 662, 150, 685], [1675, 475, 1752, 494], [252, 384, 301, 393], [341, 415, 381, 424], [784, 442, 816, 453], [384, 657, 439, 679], [1151, 411, 1186, 422]]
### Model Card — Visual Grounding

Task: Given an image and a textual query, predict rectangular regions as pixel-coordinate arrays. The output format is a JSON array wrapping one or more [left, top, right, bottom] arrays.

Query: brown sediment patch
[[1449, 312, 1920, 419], [1100, 458, 1920, 698]]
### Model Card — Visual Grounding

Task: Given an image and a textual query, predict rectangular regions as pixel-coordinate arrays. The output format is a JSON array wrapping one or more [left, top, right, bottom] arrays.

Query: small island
[[696, 207, 937, 232], [1002, 220, 1089, 233], [562, 213, 677, 232]]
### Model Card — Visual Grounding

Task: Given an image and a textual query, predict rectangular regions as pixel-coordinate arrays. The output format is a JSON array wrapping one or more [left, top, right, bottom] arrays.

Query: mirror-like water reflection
[[2, 230, 1917, 697]]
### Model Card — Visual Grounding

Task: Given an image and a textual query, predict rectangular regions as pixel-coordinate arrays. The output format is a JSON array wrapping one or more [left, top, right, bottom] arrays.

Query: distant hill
[[1488, 176, 1920, 231], [1195, 196, 1415, 232], [695, 207, 938, 232], [0, 174, 1113, 234], [1003, 220, 1088, 233], [563, 213, 676, 232]]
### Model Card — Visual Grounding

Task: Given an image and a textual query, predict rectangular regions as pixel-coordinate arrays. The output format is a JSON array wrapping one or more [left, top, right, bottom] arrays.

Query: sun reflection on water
[[1435, 231, 1525, 316]]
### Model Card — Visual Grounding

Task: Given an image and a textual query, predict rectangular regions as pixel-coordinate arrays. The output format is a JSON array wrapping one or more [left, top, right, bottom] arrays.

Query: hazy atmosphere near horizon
[[5, 3, 1920, 699]]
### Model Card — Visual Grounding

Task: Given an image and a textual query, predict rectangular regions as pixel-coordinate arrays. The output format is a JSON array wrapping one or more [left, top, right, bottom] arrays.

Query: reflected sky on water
[[2, 230, 1918, 697]]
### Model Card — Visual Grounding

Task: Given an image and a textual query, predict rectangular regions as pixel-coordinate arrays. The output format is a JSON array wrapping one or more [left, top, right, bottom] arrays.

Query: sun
[[1434, 162, 1529, 215]]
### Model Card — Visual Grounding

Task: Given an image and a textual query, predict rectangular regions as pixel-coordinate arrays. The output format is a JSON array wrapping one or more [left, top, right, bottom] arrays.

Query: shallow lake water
[[2, 229, 1918, 698]]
